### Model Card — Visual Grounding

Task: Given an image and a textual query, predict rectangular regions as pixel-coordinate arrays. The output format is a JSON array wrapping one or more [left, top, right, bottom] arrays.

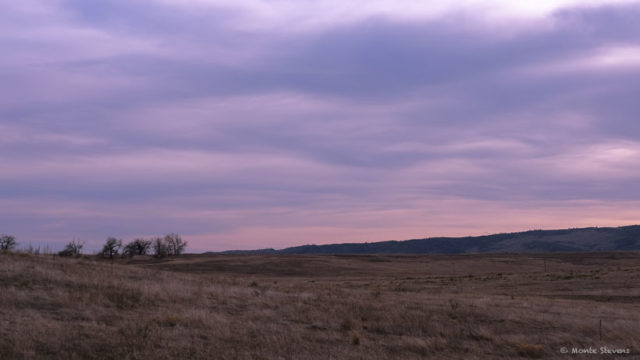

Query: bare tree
[[123, 238, 152, 257], [58, 240, 84, 257], [100, 237, 122, 259], [153, 237, 169, 258], [164, 233, 187, 256], [0, 235, 17, 251]]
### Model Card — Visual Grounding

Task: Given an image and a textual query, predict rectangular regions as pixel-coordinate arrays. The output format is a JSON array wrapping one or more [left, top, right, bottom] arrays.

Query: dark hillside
[[217, 225, 640, 254]]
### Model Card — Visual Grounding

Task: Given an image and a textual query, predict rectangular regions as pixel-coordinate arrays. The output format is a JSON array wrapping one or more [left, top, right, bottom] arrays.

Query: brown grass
[[1, 251, 640, 359]]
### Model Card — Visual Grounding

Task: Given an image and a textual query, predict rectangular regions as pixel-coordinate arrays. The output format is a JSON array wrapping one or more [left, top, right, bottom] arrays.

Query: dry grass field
[[1, 251, 640, 359]]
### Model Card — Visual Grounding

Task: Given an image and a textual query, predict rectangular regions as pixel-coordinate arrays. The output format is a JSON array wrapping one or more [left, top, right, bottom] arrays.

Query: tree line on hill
[[0, 233, 186, 258]]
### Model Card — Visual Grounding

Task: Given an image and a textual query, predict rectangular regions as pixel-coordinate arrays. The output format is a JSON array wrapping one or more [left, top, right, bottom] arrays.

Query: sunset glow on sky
[[1, 0, 640, 252]]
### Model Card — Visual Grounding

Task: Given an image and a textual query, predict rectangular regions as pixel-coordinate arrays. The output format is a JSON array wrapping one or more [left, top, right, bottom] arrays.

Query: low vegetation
[[1, 251, 639, 359]]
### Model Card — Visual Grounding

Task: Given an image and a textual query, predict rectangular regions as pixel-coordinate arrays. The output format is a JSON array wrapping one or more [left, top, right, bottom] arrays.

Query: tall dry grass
[[1, 251, 639, 359]]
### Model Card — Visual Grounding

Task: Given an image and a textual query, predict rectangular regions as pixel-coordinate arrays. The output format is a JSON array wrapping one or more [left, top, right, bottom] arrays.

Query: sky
[[1, 0, 640, 252]]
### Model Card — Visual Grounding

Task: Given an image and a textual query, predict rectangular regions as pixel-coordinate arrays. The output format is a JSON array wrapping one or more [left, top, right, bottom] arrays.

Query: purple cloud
[[1, 1, 640, 251]]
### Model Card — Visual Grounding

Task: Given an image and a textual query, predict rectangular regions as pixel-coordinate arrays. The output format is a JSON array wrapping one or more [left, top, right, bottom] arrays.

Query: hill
[[217, 225, 640, 254]]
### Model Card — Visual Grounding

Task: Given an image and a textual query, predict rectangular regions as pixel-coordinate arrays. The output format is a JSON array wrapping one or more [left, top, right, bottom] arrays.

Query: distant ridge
[[211, 225, 640, 255]]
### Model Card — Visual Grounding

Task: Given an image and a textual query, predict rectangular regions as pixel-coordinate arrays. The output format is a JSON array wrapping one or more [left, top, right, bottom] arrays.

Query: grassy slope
[[1, 252, 640, 359]]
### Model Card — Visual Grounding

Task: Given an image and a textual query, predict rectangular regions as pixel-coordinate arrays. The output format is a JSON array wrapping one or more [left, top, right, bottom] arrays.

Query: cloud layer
[[2, 0, 640, 251]]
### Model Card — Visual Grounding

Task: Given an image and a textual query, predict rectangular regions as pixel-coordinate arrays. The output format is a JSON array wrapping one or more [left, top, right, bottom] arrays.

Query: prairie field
[[1, 251, 640, 359]]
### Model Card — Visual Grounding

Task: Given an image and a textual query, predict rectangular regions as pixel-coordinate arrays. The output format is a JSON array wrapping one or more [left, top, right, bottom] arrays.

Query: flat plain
[[1, 251, 639, 359]]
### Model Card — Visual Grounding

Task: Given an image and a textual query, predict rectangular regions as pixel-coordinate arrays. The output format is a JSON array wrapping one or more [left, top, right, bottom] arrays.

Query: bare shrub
[[164, 233, 187, 256], [153, 237, 169, 258], [153, 234, 187, 257], [100, 237, 122, 259], [58, 240, 84, 257], [123, 238, 152, 257], [0, 235, 17, 251]]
